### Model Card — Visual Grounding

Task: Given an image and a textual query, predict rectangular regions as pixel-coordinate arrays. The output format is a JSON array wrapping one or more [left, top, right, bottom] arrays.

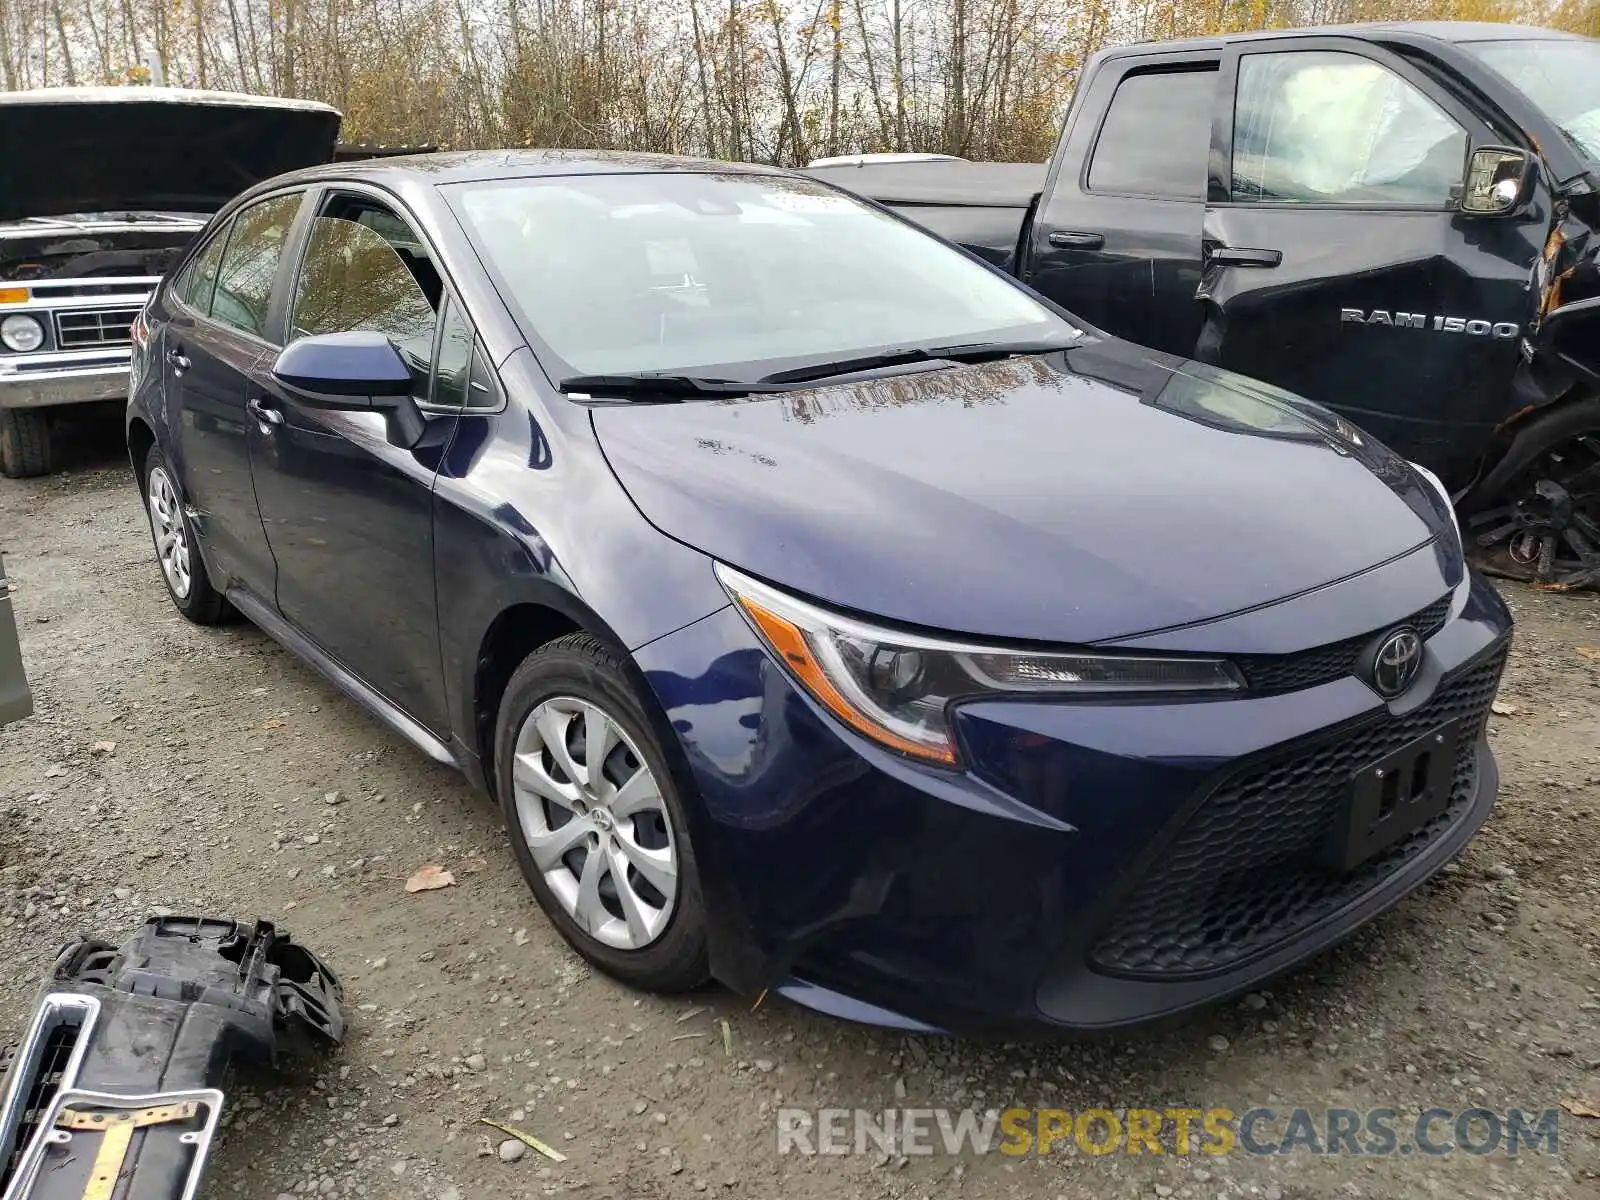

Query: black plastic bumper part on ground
[[0, 915, 343, 1200]]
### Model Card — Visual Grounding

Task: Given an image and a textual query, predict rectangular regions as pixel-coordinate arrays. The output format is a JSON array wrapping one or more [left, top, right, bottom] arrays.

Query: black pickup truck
[[810, 21, 1600, 588]]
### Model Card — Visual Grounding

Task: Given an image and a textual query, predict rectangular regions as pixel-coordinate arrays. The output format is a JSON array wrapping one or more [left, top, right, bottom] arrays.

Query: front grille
[[1234, 593, 1453, 693], [1090, 642, 1508, 980], [0, 1015, 84, 1192], [53, 306, 140, 349]]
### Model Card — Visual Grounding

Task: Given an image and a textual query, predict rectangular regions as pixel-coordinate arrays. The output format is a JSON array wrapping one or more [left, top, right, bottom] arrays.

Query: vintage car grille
[[53, 306, 141, 349], [1233, 593, 1453, 694], [1089, 641, 1508, 980]]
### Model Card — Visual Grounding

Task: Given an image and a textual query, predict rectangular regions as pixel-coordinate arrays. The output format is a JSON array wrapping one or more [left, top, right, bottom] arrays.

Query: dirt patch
[[1, 442, 1597, 1200]]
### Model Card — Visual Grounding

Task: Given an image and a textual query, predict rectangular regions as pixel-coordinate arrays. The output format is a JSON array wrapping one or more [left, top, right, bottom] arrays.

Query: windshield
[[449, 171, 1074, 381], [1467, 39, 1600, 163]]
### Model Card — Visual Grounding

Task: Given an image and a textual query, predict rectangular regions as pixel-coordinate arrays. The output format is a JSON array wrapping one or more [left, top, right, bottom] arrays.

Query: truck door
[[1199, 36, 1544, 482], [1026, 53, 1218, 357]]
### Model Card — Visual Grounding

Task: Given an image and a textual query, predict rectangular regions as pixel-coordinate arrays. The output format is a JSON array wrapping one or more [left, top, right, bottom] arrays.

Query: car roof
[[0, 85, 339, 114], [269, 148, 791, 191], [1103, 20, 1583, 59]]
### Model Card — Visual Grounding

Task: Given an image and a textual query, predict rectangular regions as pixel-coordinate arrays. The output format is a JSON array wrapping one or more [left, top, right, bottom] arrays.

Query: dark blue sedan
[[127, 151, 1513, 1033]]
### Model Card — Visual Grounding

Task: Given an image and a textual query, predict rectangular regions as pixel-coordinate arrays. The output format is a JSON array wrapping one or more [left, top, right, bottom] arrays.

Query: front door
[[169, 191, 305, 594], [246, 189, 464, 736], [1198, 37, 1544, 482], [1026, 54, 1218, 356]]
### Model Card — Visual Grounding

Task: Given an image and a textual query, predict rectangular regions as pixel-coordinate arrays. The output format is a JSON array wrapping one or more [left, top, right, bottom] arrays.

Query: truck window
[[1086, 70, 1217, 200], [1231, 51, 1466, 207]]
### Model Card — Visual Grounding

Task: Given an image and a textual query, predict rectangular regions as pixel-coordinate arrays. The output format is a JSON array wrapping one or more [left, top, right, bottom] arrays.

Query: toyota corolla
[[127, 152, 1513, 1033]]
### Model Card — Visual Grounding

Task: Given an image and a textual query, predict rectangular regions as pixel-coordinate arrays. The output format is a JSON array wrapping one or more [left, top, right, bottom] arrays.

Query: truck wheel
[[0, 410, 53, 478], [1464, 396, 1600, 590]]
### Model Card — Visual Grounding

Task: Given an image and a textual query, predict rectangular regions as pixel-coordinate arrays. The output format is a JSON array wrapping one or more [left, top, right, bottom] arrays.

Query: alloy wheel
[[147, 466, 193, 600], [1468, 433, 1600, 590], [511, 696, 679, 951]]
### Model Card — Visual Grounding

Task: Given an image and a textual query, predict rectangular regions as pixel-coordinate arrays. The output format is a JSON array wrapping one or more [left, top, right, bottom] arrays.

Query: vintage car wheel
[[495, 632, 710, 992], [0, 410, 53, 479], [1466, 398, 1600, 591], [141, 449, 232, 624]]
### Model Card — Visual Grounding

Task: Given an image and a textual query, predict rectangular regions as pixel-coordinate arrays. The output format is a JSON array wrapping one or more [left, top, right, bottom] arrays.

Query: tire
[[1462, 394, 1600, 587], [0, 409, 53, 478], [140, 447, 231, 624], [495, 632, 710, 992]]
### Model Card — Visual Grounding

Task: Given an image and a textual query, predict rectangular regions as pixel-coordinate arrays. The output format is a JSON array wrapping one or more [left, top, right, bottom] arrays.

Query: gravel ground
[[1, 430, 1598, 1200]]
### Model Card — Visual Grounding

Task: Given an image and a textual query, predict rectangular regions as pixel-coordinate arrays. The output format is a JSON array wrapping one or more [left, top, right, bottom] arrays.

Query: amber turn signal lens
[[0, 288, 29, 305], [736, 594, 957, 765]]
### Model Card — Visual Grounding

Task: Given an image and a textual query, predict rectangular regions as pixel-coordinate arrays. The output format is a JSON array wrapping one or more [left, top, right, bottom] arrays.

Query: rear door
[[1026, 53, 1218, 355], [167, 190, 307, 595], [1199, 36, 1541, 477]]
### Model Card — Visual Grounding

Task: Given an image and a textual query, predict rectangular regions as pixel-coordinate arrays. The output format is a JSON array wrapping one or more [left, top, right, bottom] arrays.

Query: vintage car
[[0, 87, 341, 477]]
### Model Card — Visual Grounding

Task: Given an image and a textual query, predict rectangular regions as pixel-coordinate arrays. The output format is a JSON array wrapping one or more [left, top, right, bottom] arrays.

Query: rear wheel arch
[[127, 417, 157, 485]]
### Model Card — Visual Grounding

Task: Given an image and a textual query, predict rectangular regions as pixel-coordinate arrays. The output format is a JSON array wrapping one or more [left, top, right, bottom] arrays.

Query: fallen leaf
[[263, 718, 287, 729], [720, 1017, 733, 1057], [1490, 700, 1518, 716], [478, 1118, 567, 1163], [1577, 646, 1600, 664], [1561, 1098, 1600, 1119], [675, 1005, 707, 1024], [405, 865, 456, 893], [91, 740, 117, 755]]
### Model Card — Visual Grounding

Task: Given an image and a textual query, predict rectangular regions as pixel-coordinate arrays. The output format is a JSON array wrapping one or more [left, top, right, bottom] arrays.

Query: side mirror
[[271, 332, 426, 448], [1460, 146, 1533, 217]]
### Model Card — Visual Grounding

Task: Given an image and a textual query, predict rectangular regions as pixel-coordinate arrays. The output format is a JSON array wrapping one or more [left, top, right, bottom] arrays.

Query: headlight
[[1410, 461, 1462, 552], [717, 564, 1242, 765], [0, 314, 44, 353]]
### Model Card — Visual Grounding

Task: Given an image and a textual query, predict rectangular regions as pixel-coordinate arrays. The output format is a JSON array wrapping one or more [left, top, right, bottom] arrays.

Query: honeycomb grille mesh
[[1090, 643, 1507, 979], [1235, 594, 1452, 694]]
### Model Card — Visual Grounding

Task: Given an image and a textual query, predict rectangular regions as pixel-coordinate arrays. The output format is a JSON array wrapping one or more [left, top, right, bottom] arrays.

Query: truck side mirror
[[1460, 147, 1532, 216]]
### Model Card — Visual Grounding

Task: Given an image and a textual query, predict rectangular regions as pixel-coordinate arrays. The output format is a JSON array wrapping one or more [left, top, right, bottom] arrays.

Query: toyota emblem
[[1367, 628, 1423, 698]]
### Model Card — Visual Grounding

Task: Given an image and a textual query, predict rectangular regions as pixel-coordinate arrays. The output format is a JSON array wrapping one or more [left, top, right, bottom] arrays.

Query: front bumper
[[635, 570, 1513, 1034], [0, 348, 131, 410]]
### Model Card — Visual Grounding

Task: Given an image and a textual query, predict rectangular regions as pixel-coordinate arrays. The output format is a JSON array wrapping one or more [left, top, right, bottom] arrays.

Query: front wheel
[[495, 633, 709, 992], [1465, 398, 1600, 590], [141, 448, 231, 624], [0, 409, 53, 478]]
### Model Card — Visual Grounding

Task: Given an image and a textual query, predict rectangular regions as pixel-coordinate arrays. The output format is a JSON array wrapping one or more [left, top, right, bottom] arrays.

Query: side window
[[290, 199, 440, 396], [176, 230, 227, 314], [1087, 70, 1218, 199], [210, 192, 302, 339], [1232, 51, 1467, 206]]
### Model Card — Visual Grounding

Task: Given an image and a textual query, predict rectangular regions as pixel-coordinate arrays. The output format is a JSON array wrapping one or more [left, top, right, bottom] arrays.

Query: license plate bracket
[[1323, 719, 1461, 873]]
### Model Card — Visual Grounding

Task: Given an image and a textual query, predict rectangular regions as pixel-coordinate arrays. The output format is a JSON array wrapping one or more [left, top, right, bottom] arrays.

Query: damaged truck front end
[[1459, 42, 1600, 591], [0, 87, 341, 478]]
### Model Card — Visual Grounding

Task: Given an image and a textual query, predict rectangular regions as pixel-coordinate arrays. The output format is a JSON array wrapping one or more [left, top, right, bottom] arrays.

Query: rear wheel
[[141, 448, 231, 624], [1466, 399, 1600, 590], [495, 633, 709, 991], [0, 409, 53, 478]]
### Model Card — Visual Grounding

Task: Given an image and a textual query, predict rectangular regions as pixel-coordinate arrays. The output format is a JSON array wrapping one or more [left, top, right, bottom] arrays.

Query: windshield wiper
[[757, 338, 1078, 386], [559, 373, 792, 400]]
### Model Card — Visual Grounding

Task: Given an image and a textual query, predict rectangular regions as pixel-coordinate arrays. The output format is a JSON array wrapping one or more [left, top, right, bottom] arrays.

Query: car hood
[[592, 339, 1452, 644], [0, 87, 341, 222]]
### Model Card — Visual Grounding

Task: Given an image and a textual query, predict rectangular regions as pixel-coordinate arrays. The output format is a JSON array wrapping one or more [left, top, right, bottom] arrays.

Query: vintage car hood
[[593, 339, 1457, 644], [0, 87, 340, 222]]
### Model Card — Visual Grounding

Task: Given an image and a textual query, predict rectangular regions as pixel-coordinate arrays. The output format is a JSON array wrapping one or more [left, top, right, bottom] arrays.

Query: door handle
[[1207, 246, 1283, 268], [246, 397, 284, 430], [1048, 230, 1106, 250], [165, 349, 191, 374]]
